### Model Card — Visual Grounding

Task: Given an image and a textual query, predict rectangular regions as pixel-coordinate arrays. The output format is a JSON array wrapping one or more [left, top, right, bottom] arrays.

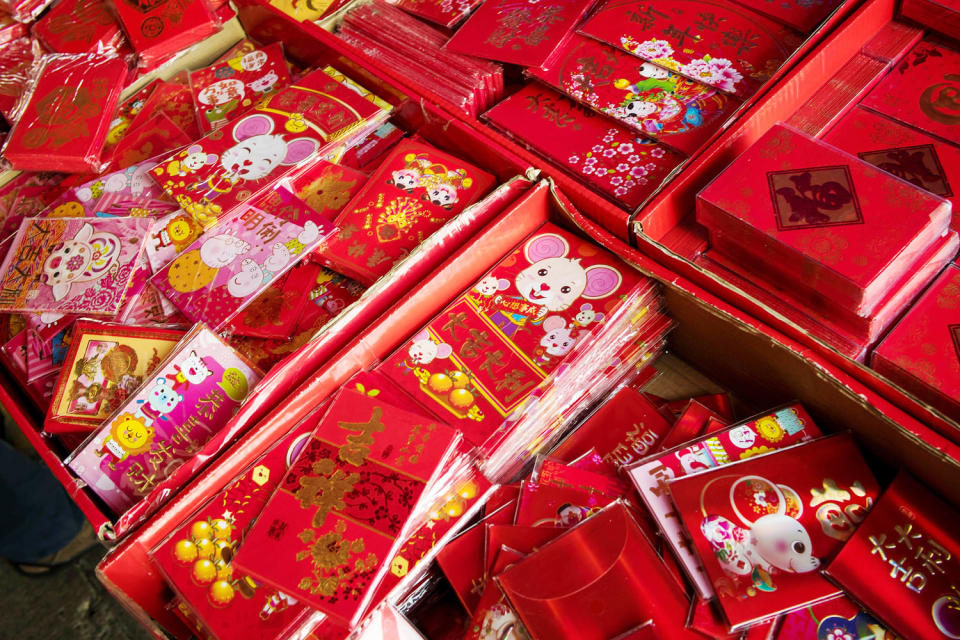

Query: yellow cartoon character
[[156, 213, 203, 253], [95, 413, 155, 464]]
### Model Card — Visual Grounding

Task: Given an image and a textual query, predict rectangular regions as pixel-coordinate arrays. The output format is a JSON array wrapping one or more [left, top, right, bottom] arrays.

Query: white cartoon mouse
[[474, 275, 508, 297], [247, 70, 280, 94], [218, 114, 319, 184], [41, 222, 121, 301], [540, 316, 577, 358], [407, 331, 452, 365], [573, 303, 603, 327]]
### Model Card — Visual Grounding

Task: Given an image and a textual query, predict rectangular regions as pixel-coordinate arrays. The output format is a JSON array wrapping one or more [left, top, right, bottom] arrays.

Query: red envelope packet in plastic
[[3, 53, 128, 173], [110, 113, 193, 171], [446, 0, 595, 67], [151, 67, 390, 230], [285, 158, 368, 222], [227, 261, 321, 339], [514, 480, 619, 528], [110, 0, 221, 67], [496, 502, 692, 640], [34, 0, 125, 54], [46, 321, 185, 432], [127, 79, 200, 140], [862, 41, 960, 146], [824, 106, 960, 231], [44, 159, 179, 219], [579, 0, 801, 99], [483, 82, 685, 210], [66, 325, 263, 514], [773, 593, 892, 639], [0, 216, 154, 316], [151, 198, 335, 331], [825, 472, 960, 640], [318, 139, 495, 286], [668, 433, 879, 631], [731, 0, 841, 34], [379, 223, 643, 448], [231, 389, 458, 626], [0, 37, 43, 122], [529, 35, 741, 154], [152, 418, 319, 640], [394, 0, 482, 28], [189, 42, 291, 132]]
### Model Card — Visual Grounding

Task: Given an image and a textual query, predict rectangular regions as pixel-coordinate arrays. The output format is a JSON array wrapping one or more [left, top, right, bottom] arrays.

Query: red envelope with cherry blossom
[[578, 0, 801, 100], [529, 34, 741, 154], [668, 433, 880, 631], [317, 139, 496, 286]]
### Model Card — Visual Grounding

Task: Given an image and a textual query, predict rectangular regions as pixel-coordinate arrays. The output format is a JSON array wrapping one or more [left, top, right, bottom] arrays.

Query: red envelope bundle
[[109, 0, 221, 68], [231, 388, 459, 627], [0, 0, 55, 22], [337, 0, 504, 117], [2, 52, 128, 172], [283, 158, 368, 223], [393, 0, 481, 28], [483, 82, 685, 210], [0, 37, 42, 121], [696, 123, 957, 354], [825, 472, 960, 640], [151, 417, 321, 640], [901, 0, 960, 41], [445, 0, 596, 68], [871, 264, 960, 427], [579, 0, 802, 100], [377, 223, 647, 449], [825, 106, 960, 230], [729, 0, 842, 33], [127, 78, 200, 141], [862, 40, 960, 146], [227, 261, 323, 340], [33, 0, 126, 54], [189, 42, 291, 133], [317, 139, 497, 286], [151, 66, 391, 230], [668, 433, 881, 630], [529, 34, 741, 155]]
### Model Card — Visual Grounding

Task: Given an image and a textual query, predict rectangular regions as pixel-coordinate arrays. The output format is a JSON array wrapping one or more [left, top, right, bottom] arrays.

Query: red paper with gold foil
[[34, 0, 125, 54], [231, 389, 457, 626], [3, 53, 128, 173], [152, 417, 319, 640], [825, 472, 960, 640], [378, 223, 643, 448], [529, 34, 741, 155], [317, 139, 496, 286], [668, 434, 880, 631], [110, 0, 220, 66], [228, 261, 321, 340], [151, 67, 389, 230], [286, 159, 369, 224]]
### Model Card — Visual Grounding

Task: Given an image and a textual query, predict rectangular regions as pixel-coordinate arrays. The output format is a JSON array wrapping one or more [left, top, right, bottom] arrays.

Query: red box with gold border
[[93, 179, 960, 639]]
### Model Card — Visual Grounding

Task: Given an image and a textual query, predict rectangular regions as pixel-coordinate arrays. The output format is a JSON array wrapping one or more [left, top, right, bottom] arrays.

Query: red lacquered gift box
[[696, 123, 953, 317], [871, 264, 960, 425]]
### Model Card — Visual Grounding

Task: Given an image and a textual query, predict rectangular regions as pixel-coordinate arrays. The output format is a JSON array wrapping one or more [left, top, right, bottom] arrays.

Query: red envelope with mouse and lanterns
[[151, 67, 391, 230], [529, 34, 741, 154], [231, 388, 459, 627], [667, 433, 880, 631], [317, 139, 496, 286]]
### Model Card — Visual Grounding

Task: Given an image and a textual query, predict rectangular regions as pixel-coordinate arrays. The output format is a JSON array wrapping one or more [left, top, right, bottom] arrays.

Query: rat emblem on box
[[767, 166, 863, 230], [857, 144, 952, 197]]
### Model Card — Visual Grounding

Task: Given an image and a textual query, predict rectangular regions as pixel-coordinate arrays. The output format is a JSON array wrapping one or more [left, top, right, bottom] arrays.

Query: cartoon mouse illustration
[[700, 476, 819, 593], [247, 70, 280, 95], [573, 303, 603, 328], [486, 233, 623, 338], [407, 331, 453, 365], [41, 222, 121, 301], [539, 316, 578, 359], [165, 146, 219, 177]]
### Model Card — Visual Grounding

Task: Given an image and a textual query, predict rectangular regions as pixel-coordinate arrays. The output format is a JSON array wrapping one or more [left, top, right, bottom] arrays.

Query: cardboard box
[[95, 181, 960, 639]]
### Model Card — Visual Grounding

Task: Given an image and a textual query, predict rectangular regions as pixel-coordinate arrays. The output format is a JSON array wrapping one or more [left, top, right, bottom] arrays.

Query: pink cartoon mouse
[[407, 331, 452, 365]]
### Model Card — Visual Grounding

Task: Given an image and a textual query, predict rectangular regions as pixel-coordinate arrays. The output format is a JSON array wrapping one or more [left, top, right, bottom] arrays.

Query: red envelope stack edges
[[871, 264, 960, 427], [109, 0, 221, 67], [696, 123, 958, 357], [231, 388, 459, 628]]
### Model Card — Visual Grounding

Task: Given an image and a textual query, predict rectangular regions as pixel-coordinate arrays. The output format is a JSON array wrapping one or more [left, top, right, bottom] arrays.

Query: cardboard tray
[[95, 179, 960, 639]]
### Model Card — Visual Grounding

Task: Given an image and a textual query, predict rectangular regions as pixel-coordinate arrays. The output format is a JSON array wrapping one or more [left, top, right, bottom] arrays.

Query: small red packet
[[668, 433, 880, 631], [529, 34, 741, 154], [483, 82, 685, 210], [231, 388, 458, 627], [189, 42, 291, 132], [394, 0, 482, 28], [285, 158, 368, 222], [824, 472, 960, 640], [0, 37, 42, 121], [2, 53, 128, 173], [579, 0, 801, 99], [318, 139, 496, 285], [496, 502, 692, 640], [730, 0, 841, 33], [862, 41, 960, 146], [127, 79, 200, 140], [34, 0, 125, 54], [824, 106, 960, 231], [227, 261, 322, 340], [110, 0, 221, 67], [110, 112, 194, 170], [446, 0, 596, 67]]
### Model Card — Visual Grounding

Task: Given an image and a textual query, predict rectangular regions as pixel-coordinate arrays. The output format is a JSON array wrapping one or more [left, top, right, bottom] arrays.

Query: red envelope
[[514, 481, 618, 528], [231, 389, 458, 626], [446, 0, 596, 67], [496, 502, 694, 639], [227, 261, 322, 339], [127, 79, 201, 140], [34, 0, 126, 54], [668, 434, 879, 631], [729, 0, 841, 34], [285, 158, 369, 223], [3, 53, 128, 173], [773, 593, 891, 639], [317, 139, 496, 286], [824, 472, 960, 640], [579, 0, 801, 99], [110, 0, 221, 67], [110, 112, 193, 170], [394, 0, 482, 28], [189, 42, 291, 132], [483, 82, 685, 209], [0, 37, 42, 122], [529, 34, 741, 154]]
